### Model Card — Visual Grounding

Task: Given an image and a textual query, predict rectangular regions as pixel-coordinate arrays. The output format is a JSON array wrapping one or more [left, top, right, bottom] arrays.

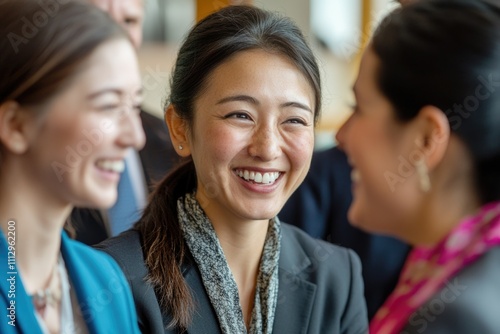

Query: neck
[[0, 164, 72, 293], [211, 216, 269, 280], [406, 140, 481, 246], [211, 216, 269, 329]]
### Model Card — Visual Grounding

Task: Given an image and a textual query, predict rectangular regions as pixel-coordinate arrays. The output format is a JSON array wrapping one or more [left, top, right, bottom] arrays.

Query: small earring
[[416, 160, 431, 193], [178, 144, 183, 150], [9, 140, 26, 154]]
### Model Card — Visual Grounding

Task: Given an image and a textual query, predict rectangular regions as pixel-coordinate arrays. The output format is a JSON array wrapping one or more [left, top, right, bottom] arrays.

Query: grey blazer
[[402, 247, 500, 334], [96, 223, 368, 334]]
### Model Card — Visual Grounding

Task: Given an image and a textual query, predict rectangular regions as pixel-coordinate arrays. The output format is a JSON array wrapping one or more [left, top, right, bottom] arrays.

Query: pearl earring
[[416, 160, 431, 193], [178, 145, 183, 150]]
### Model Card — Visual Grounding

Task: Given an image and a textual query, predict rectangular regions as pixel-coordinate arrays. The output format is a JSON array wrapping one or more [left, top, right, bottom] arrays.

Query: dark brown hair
[[0, 0, 127, 105], [135, 5, 321, 330], [372, 0, 500, 204], [0, 0, 128, 159], [0, 0, 129, 230]]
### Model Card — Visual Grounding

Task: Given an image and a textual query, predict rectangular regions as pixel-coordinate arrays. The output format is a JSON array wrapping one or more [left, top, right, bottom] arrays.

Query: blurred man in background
[[71, 0, 178, 245]]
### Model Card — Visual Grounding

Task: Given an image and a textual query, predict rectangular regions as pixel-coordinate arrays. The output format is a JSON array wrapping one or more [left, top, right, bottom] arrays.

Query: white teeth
[[351, 169, 360, 182], [97, 160, 125, 173], [236, 169, 280, 184], [262, 173, 270, 184], [254, 173, 263, 183]]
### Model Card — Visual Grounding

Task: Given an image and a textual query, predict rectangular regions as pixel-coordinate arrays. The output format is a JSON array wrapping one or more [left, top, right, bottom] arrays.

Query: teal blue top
[[0, 230, 140, 333]]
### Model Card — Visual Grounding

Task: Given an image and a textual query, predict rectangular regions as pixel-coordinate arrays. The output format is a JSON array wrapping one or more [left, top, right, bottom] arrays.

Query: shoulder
[[63, 234, 134, 296], [64, 233, 128, 275], [94, 230, 165, 332], [404, 247, 500, 334], [93, 229, 147, 280], [281, 223, 360, 270], [280, 223, 362, 299], [62, 235, 141, 333], [278, 223, 368, 333]]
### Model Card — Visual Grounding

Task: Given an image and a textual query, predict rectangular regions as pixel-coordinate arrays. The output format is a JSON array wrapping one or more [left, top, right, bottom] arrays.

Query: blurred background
[[138, 0, 399, 149]]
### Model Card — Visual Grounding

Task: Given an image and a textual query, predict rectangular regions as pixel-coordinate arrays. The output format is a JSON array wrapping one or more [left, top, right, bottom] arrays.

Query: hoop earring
[[416, 160, 431, 193]]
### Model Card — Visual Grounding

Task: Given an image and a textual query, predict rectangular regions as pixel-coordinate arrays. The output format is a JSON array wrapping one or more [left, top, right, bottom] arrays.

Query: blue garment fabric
[[108, 162, 141, 236], [0, 231, 140, 334]]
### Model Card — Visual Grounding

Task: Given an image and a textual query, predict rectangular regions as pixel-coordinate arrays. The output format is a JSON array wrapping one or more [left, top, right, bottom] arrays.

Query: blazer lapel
[[273, 228, 317, 334], [183, 260, 222, 334]]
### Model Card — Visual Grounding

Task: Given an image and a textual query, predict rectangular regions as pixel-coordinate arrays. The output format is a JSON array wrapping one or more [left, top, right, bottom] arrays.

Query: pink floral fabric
[[369, 201, 500, 334]]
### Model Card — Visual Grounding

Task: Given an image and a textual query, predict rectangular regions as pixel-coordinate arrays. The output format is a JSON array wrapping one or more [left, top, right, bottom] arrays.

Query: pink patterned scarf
[[370, 201, 500, 334]]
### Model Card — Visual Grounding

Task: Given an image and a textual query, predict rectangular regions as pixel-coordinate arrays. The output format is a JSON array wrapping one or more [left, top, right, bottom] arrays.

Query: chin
[[97, 196, 118, 209], [347, 207, 371, 231], [81, 190, 117, 209]]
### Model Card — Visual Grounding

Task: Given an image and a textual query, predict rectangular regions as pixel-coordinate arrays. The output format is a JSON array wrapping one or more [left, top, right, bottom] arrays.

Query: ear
[[0, 101, 31, 155], [414, 105, 450, 170], [164, 104, 191, 157]]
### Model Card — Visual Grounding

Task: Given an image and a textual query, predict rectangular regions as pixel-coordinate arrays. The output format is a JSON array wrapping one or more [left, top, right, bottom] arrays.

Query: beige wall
[[139, 0, 395, 149]]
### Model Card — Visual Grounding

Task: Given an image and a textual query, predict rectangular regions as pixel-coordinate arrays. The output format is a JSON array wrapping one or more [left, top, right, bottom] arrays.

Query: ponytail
[[135, 159, 196, 330]]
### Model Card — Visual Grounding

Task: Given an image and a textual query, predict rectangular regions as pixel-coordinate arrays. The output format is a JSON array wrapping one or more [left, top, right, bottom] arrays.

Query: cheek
[[284, 130, 314, 187], [35, 114, 83, 165], [199, 124, 244, 162], [286, 129, 314, 163], [40, 113, 110, 172]]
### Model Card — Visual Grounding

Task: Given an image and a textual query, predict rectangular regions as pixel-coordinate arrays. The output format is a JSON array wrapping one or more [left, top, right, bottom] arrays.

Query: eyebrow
[[216, 94, 312, 113], [87, 88, 143, 100]]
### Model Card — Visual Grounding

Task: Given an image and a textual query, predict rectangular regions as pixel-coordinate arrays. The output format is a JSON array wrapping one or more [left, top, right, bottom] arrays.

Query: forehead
[[91, 0, 143, 15], [200, 50, 315, 102], [71, 39, 141, 92], [354, 47, 382, 100]]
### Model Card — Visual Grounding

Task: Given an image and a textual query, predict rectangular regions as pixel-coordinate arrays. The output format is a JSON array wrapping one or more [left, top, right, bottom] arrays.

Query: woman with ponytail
[[98, 5, 368, 334]]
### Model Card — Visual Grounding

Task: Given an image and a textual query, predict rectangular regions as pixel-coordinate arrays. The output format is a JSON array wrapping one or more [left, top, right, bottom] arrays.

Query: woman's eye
[[286, 118, 308, 125], [225, 112, 251, 120], [98, 104, 120, 112]]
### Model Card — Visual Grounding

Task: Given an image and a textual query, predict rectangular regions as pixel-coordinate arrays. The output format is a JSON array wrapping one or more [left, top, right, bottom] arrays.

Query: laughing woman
[[0, 0, 144, 333], [97, 5, 368, 334]]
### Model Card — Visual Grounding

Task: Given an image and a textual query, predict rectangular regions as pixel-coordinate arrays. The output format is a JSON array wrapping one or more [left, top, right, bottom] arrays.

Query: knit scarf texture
[[178, 193, 281, 334]]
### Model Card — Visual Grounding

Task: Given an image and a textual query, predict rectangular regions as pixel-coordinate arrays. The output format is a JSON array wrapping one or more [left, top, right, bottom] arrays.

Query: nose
[[108, 0, 122, 23], [335, 114, 351, 151], [117, 110, 146, 151], [248, 125, 281, 161]]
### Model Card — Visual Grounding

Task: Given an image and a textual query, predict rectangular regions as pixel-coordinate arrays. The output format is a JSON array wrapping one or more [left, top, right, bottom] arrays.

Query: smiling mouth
[[96, 159, 125, 173], [235, 169, 281, 185]]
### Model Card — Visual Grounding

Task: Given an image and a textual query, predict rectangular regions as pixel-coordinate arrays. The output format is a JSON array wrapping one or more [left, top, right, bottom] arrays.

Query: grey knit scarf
[[178, 193, 281, 334]]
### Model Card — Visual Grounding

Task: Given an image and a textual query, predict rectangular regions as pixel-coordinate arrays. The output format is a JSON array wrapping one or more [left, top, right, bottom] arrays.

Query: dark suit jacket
[[279, 146, 411, 319], [95, 224, 369, 334], [71, 110, 178, 245], [402, 247, 500, 334]]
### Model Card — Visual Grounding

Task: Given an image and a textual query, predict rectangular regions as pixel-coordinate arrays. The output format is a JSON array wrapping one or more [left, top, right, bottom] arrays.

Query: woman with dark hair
[[336, 0, 500, 333], [0, 0, 144, 333], [98, 5, 368, 334]]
